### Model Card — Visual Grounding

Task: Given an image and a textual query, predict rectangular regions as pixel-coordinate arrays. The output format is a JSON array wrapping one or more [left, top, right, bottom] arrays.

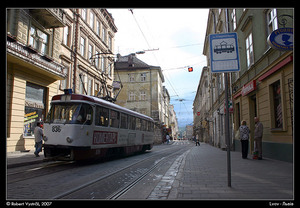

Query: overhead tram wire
[[129, 9, 191, 117]]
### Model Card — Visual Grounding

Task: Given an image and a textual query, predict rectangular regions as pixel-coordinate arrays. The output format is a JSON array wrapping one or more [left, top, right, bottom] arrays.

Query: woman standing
[[239, 120, 250, 159]]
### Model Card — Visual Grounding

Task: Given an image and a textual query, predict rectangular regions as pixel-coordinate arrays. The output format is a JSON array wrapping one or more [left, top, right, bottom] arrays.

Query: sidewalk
[[169, 143, 293, 200], [7, 151, 46, 168]]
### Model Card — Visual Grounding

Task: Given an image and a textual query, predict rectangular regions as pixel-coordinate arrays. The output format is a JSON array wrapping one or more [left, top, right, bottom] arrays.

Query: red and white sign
[[197, 112, 200, 116], [93, 131, 118, 145], [242, 80, 256, 96]]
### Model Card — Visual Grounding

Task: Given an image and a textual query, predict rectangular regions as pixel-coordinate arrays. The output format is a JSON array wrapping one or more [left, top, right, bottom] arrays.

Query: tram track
[[54, 143, 192, 199], [7, 141, 193, 199]]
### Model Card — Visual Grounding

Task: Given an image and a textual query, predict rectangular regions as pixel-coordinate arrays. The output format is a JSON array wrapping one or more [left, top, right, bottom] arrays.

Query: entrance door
[[249, 94, 257, 153]]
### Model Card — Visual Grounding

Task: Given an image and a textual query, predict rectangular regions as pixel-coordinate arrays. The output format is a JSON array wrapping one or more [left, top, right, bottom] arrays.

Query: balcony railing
[[7, 35, 66, 79]]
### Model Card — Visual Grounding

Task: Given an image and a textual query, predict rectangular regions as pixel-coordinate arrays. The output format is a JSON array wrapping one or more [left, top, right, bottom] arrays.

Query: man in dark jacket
[[254, 117, 263, 160]]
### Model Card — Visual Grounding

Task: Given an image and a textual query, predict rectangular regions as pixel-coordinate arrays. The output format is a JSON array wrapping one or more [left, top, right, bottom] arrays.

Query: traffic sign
[[209, 32, 240, 73]]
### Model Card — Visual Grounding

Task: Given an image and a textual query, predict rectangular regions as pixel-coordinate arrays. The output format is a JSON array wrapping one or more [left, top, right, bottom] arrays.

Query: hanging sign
[[267, 28, 293, 51], [209, 32, 240, 73]]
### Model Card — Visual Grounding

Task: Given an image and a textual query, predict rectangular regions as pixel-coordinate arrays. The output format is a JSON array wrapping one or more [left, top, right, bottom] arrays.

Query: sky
[[108, 9, 209, 128]]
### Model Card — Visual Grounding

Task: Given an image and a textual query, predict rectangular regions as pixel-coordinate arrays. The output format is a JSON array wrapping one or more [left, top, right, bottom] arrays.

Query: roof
[[115, 53, 160, 70], [115, 53, 165, 82]]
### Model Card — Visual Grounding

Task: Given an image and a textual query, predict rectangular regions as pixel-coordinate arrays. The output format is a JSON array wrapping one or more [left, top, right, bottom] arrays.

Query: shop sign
[[25, 100, 44, 109], [242, 80, 256, 96], [267, 28, 293, 51]]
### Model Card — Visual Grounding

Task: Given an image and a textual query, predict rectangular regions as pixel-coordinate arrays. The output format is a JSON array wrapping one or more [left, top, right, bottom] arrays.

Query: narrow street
[[7, 141, 192, 199], [7, 140, 293, 200]]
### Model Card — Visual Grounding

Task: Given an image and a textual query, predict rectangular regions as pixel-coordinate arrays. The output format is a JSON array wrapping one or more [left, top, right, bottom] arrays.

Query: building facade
[[199, 8, 293, 162], [230, 8, 293, 162], [114, 53, 176, 143], [6, 8, 117, 152], [193, 66, 211, 143], [7, 9, 66, 151]]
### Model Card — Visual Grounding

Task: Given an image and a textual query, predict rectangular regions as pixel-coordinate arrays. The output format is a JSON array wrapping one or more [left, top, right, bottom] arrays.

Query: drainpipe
[[72, 9, 79, 93]]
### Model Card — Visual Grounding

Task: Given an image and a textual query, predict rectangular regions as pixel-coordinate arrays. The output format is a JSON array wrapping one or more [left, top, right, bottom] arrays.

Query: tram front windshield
[[46, 103, 93, 125]]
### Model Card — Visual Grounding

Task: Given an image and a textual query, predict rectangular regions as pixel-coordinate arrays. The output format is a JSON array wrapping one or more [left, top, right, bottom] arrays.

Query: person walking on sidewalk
[[195, 134, 200, 146], [254, 117, 263, 160], [239, 120, 250, 159], [34, 121, 44, 157]]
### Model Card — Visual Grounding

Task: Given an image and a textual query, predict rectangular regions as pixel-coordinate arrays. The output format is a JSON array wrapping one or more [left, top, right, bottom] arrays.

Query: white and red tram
[[43, 90, 154, 161]]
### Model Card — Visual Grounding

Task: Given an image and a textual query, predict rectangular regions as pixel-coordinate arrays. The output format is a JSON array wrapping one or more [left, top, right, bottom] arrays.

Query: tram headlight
[[66, 136, 73, 143]]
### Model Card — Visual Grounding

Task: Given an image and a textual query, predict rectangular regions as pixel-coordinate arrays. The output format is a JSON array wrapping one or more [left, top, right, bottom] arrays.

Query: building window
[[63, 25, 71, 47], [267, 9, 278, 34], [88, 43, 93, 62], [141, 73, 146, 82], [102, 27, 107, 43], [80, 37, 86, 57], [245, 32, 254, 68], [231, 9, 237, 31], [129, 91, 135, 101], [82, 9, 87, 21], [60, 65, 69, 90], [89, 11, 94, 29], [129, 74, 135, 82], [29, 25, 49, 55], [95, 50, 100, 69], [108, 35, 112, 50], [87, 79, 92, 96], [271, 80, 283, 129], [24, 82, 46, 137], [107, 62, 112, 78], [96, 20, 100, 36], [101, 56, 105, 72], [140, 91, 146, 101]]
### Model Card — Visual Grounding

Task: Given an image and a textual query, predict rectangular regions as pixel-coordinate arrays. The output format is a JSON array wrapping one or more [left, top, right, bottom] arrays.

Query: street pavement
[[6, 141, 294, 201], [149, 141, 294, 200]]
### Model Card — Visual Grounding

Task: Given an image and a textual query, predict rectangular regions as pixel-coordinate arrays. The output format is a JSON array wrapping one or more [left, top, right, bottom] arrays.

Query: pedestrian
[[254, 117, 263, 160], [239, 120, 250, 159], [166, 134, 170, 145], [195, 134, 200, 146], [34, 121, 44, 157]]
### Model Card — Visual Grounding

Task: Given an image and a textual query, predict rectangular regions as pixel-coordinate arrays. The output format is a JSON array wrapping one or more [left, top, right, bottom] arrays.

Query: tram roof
[[52, 94, 154, 122]]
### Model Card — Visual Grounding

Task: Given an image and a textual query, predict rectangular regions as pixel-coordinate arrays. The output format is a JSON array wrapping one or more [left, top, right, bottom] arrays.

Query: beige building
[[114, 53, 174, 143], [7, 9, 66, 151], [6, 8, 117, 152], [200, 8, 293, 162]]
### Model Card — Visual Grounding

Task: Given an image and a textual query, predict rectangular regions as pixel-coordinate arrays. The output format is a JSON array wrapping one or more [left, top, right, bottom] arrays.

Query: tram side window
[[148, 121, 154, 132], [141, 119, 147, 131], [120, 113, 128, 129], [95, 106, 109, 127], [110, 110, 120, 128], [128, 116, 136, 130], [136, 118, 141, 130]]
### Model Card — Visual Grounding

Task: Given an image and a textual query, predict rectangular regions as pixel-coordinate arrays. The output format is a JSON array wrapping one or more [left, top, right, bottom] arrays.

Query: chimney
[[128, 53, 135, 67]]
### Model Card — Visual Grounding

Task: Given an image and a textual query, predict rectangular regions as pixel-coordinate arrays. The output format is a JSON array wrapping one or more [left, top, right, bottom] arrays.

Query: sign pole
[[224, 72, 231, 187]]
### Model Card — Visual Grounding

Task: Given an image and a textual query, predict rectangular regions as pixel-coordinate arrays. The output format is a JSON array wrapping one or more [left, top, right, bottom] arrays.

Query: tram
[[43, 89, 154, 161]]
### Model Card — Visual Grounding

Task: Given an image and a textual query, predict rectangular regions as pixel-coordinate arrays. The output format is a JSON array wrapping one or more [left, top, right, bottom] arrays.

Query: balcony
[[7, 35, 66, 80], [29, 9, 65, 28]]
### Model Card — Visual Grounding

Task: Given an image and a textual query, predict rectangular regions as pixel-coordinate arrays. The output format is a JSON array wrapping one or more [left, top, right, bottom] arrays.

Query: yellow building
[[114, 53, 167, 143], [6, 8, 117, 152], [7, 9, 66, 151]]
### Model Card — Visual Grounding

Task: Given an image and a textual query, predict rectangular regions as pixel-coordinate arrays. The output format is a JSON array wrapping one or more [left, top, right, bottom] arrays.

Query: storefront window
[[24, 82, 46, 137], [272, 80, 283, 129]]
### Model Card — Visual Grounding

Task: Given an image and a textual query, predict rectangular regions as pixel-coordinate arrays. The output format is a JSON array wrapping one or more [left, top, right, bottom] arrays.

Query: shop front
[[7, 38, 65, 152], [233, 54, 293, 162]]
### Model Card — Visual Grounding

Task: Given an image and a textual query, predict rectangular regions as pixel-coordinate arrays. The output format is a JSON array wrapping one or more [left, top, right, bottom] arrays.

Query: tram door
[[249, 94, 257, 153]]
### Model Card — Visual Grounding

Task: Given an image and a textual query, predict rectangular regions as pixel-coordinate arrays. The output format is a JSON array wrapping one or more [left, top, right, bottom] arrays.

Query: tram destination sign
[[209, 32, 240, 73]]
